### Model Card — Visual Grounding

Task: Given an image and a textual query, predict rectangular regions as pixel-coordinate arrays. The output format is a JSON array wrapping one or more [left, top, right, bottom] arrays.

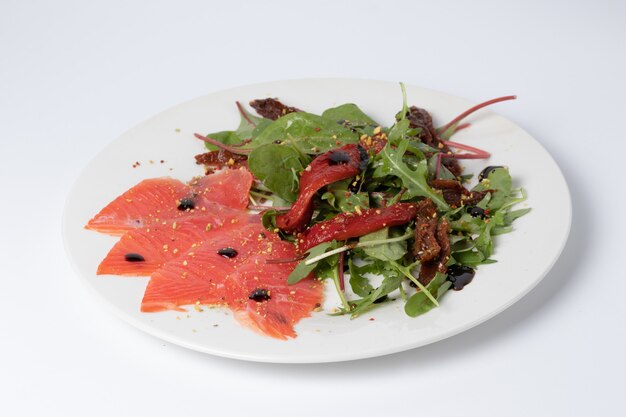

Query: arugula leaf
[[359, 228, 407, 261], [387, 119, 410, 144], [249, 112, 359, 153], [504, 208, 531, 224], [405, 272, 451, 317], [287, 242, 334, 284], [248, 144, 303, 202], [348, 258, 375, 297], [475, 222, 494, 258], [379, 141, 449, 210], [349, 270, 403, 317]]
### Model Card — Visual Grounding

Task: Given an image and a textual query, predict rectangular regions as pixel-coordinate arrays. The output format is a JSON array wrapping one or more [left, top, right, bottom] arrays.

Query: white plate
[[63, 79, 571, 363]]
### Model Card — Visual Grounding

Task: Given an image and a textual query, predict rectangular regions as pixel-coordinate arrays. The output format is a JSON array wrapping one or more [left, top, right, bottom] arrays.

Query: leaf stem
[[438, 95, 516, 136], [194, 133, 252, 155], [304, 233, 413, 266], [399, 82, 408, 121], [392, 263, 439, 307], [338, 251, 345, 291], [331, 266, 350, 311], [236, 101, 256, 127]]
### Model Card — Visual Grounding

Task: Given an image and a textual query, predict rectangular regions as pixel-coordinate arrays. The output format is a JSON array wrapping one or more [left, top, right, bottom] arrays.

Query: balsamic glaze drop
[[446, 265, 476, 291], [124, 253, 145, 262], [217, 247, 238, 258], [328, 150, 351, 165], [478, 165, 504, 181], [177, 198, 195, 211], [249, 288, 271, 302], [467, 206, 487, 218]]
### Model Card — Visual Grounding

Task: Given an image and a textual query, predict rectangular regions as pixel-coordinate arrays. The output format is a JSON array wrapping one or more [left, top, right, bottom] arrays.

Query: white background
[[1, 1, 624, 416]]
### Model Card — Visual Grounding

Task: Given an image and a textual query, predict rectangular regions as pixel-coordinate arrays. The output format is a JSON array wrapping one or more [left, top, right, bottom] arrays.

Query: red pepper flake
[[314, 127, 321, 132], [369, 318, 375, 321]]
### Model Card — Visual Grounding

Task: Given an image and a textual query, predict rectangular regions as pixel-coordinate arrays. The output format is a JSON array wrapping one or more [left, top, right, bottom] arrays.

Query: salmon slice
[[226, 250, 323, 340], [189, 167, 253, 210], [97, 211, 257, 276], [140, 223, 282, 312], [85, 178, 190, 235], [86, 168, 254, 236]]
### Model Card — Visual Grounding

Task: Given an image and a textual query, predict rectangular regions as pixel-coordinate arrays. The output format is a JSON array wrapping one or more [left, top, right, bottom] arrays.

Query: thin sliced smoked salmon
[[140, 223, 283, 313], [86, 168, 253, 235], [96, 212, 257, 276], [86, 167, 322, 339]]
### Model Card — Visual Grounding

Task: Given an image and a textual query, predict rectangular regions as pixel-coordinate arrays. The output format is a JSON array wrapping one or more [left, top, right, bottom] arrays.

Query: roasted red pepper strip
[[297, 202, 418, 253], [276, 144, 368, 233]]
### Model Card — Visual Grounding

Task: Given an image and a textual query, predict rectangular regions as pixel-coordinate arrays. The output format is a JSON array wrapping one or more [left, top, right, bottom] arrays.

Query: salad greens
[[200, 84, 528, 319]]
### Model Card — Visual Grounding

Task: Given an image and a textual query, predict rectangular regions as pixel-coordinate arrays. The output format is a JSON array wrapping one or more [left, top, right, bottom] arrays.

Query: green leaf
[[379, 141, 449, 210], [452, 250, 488, 266], [320, 180, 369, 213], [504, 208, 531, 224], [475, 222, 494, 258], [202, 130, 243, 151], [387, 119, 410, 144], [473, 168, 512, 210], [235, 105, 264, 139], [248, 144, 303, 202], [404, 272, 450, 317], [248, 112, 359, 153], [348, 258, 375, 297], [427, 154, 456, 180], [359, 228, 407, 261], [321, 103, 378, 133], [349, 271, 403, 317], [287, 242, 334, 284]]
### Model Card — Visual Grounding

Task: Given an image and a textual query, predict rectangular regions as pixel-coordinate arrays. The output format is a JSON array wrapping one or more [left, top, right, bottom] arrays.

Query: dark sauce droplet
[[467, 206, 487, 218], [478, 165, 504, 181], [446, 265, 476, 291], [177, 198, 195, 211], [356, 144, 369, 170], [249, 288, 271, 302], [328, 150, 352, 165], [217, 247, 238, 258], [124, 253, 145, 262]]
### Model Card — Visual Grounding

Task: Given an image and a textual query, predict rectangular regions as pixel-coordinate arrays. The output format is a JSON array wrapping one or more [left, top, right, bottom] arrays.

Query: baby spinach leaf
[[248, 144, 303, 202], [203, 104, 265, 151], [404, 272, 450, 317], [321, 103, 378, 132], [202, 130, 243, 151], [249, 112, 359, 153], [235, 105, 264, 139]]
